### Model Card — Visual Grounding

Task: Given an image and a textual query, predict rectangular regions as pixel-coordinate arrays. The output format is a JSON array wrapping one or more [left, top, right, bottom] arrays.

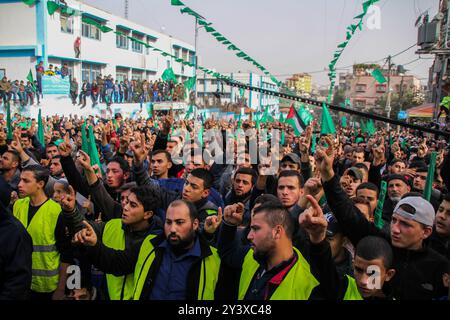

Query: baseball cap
[[281, 153, 301, 166], [345, 167, 363, 181], [325, 213, 342, 236], [393, 196, 435, 227]]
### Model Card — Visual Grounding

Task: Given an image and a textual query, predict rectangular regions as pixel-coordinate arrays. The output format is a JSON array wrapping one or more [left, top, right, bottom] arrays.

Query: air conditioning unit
[[418, 21, 439, 49]]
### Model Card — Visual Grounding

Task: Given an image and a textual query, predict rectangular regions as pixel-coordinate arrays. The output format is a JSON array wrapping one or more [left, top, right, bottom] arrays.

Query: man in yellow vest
[[300, 195, 397, 300], [61, 180, 163, 300], [73, 199, 222, 300], [217, 201, 320, 300], [13, 165, 72, 300]]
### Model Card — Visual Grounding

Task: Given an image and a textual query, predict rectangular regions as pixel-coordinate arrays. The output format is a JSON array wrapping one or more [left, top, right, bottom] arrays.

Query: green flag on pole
[[27, 69, 36, 92], [6, 102, 13, 140], [341, 116, 347, 128], [311, 129, 317, 154], [185, 104, 194, 120], [320, 103, 336, 135], [423, 152, 437, 201], [88, 125, 102, 173], [373, 181, 387, 229], [38, 109, 44, 145], [371, 68, 387, 84], [162, 67, 177, 84], [281, 130, 285, 145], [184, 76, 196, 91], [81, 123, 89, 154]]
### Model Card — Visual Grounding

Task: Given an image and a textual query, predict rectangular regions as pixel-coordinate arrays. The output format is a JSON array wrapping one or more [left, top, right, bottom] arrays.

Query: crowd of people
[[70, 76, 186, 109], [0, 108, 448, 301], [0, 76, 41, 108]]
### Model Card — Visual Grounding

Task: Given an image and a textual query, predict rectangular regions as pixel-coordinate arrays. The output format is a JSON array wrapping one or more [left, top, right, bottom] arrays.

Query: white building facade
[[0, 0, 195, 84], [196, 71, 280, 114]]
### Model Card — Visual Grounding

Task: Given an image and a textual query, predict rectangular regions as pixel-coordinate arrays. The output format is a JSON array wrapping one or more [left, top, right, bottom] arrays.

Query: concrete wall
[[0, 2, 36, 46], [0, 56, 37, 81]]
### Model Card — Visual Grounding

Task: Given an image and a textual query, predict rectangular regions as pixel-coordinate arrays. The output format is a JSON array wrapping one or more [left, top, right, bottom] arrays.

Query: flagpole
[[194, 17, 199, 107]]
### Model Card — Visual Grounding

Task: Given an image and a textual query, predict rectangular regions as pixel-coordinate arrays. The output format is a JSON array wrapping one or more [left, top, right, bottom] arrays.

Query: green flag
[[184, 76, 196, 91], [162, 67, 177, 84], [371, 68, 387, 84], [47, 1, 60, 15], [423, 152, 437, 201], [198, 126, 204, 147], [185, 104, 194, 120], [281, 130, 285, 145], [81, 123, 89, 154], [341, 116, 347, 128], [146, 103, 154, 118], [38, 109, 44, 146], [373, 181, 387, 229], [22, 0, 36, 6], [279, 113, 285, 123], [88, 125, 102, 173], [311, 129, 317, 154], [239, 88, 245, 97], [171, 0, 184, 6], [298, 105, 313, 126], [26, 69, 36, 92], [180, 7, 205, 20], [6, 102, 12, 140], [320, 104, 336, 135]]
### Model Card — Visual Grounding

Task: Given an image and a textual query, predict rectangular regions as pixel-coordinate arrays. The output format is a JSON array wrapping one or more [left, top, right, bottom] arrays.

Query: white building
[[196, 71, 280, 115], [0, 0, 195, 84]]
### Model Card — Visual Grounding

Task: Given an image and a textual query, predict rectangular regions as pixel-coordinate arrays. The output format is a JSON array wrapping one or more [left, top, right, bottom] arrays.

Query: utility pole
[[386, 55, 393, 131], [124, 0, 129, 19], [194, 18, 199, 107]]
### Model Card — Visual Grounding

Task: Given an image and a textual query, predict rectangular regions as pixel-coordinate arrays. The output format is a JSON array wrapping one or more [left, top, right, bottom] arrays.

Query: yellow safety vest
[[102, 219, 135, 300], [343, 275, 363, 300], [238, 247, 319, 300], [14, 198, 61, 293], [132, 234, 221, 300]]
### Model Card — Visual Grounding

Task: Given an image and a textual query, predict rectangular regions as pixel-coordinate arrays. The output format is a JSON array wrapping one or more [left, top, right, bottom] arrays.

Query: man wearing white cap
[[315, 136, 449, 300]]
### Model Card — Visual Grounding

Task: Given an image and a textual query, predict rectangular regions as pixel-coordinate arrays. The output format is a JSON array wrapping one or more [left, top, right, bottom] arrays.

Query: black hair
[[129, 186, 160, 213], [278, 170, 305, 188], [442, 193, 450, 203], [389, 158, 405, 166], [168, 199, 199, 221], [22, 165, 50, 186], [253, 202, 295, 240], [190, 168, 213, 189], [355, 236, 393, 269], [254, 194, 281, 207], [151, 149, 172, 163], [354, 162, 369, 173], [4, 150, 20, 164], [108, 156, 130, 173], [234, 167, 257, 185], [117, 182, 137, 193], [357, 182, 379, 198]]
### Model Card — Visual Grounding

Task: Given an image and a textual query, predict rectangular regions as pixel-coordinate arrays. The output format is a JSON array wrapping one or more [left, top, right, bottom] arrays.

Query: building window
[[355, 84, 366, 93], [376, 84, 387, 93], [131, 39, 143, 53], [182, 49, 188, 61], [198, 79, 205, 85], [82, 22, 101, 40], [116, 72, 128, 82], [60, 14, 74, 34], [116, 32, 128, 49], [189, 52, 195, 64], [82, 63, 102, 83], [132, 71, 143, 81], [0, 69, 5, 79], [174, 48, 180, 58], [167, 60, 171, 69], [211, 79, 217, 85]]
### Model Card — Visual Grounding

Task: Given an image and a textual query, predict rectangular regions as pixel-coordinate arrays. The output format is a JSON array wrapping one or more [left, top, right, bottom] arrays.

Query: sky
[[83, 0, 439, 88]]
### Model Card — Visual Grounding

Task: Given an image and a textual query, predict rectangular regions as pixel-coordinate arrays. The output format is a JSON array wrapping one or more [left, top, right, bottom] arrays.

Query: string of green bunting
[[327, 0, 380, 102], [170, 0, 283, 88]]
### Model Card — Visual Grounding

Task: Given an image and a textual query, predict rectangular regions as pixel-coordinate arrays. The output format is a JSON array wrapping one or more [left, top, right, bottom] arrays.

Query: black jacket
[[0, 207, 33, 300], [86, 233, 223, 300], [323, 174, 449, 300]]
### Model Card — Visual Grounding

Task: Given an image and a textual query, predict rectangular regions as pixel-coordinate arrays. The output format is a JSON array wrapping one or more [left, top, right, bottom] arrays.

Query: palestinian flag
[[286, 104, 307, 136]]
